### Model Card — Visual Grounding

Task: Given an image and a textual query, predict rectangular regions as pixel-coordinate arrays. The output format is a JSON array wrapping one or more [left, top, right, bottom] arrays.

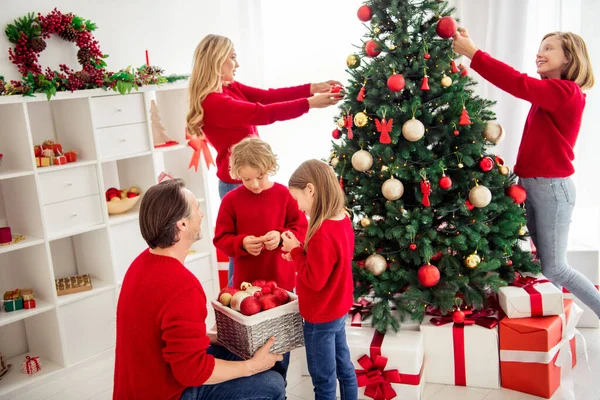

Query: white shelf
[[48, 224, 106, 242], [154, 143, 186, 153], [57, 280, 115, 306], [0, 353, 63, 397], [0, 236, 45, 256], [36, 160, 98, 174], [100, 151, 152, 163], [0, 300, 54, 328], [108, 211, 139, 226], [0, 169, 33, 181], [185, 251, 211, 264]]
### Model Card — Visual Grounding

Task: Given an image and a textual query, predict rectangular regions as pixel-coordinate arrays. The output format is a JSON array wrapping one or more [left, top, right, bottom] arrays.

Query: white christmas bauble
[[230, 291, 252, 311], [469, 185, 492, 208], [331, 157, 339, 168], [382, 178, 404, 200], [402, 118, 425, 142], [483, 121, 505, 143], [365, 254, 387, 276], [351, 150, 373, 172]]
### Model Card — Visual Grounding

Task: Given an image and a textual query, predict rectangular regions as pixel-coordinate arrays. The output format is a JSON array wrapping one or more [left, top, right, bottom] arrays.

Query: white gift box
[[566, 243, 600, 328], [499, 275, 564, 318], [421, 313, 500, 389], [346, 327, 425, 400]]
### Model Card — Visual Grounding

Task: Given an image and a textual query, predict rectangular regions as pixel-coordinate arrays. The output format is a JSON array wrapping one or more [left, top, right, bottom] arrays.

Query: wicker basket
[[211, 292, 304, 359]]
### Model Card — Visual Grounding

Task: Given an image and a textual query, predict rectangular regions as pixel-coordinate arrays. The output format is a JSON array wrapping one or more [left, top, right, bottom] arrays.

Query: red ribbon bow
[[511, 273, 550, 317], [350, 299, 372, 327], [186, 131, 215, 172]]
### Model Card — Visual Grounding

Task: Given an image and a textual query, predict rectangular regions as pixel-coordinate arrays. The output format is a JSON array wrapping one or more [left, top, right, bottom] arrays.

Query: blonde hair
[[186, 34, 234, 138], [288, 159, 345, 245], [229, 137, 278, 179], [542, 32, 595, 90]]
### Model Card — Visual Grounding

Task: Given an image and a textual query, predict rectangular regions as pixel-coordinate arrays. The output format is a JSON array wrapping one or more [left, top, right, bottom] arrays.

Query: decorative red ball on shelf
[[479, 157, 495, 172], [439, 175, 452, 190], [332, 129, 341, 139], [365, 40, 381, 57], [506, 184, 527, 204], [436, 16, 458, 39], [357, 5, 372, 22], [452, 310, 465, 324], [387, 74, 405, 92], [418, 264, 440, 287]]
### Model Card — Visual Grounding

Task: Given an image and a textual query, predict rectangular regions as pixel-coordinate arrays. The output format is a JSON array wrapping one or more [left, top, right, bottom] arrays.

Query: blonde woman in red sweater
[[186, 34, 342, 286], [281, 160, 357, 400], [453, 29, 599, 317]]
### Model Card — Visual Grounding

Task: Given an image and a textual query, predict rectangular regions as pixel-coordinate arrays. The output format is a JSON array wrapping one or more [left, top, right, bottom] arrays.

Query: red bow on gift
[[356, 353, 401, 400], [511, 273, 550, 317], [429, 308, 498, 329], [186, 130, 215, 172], [350, 299, 372, 327]]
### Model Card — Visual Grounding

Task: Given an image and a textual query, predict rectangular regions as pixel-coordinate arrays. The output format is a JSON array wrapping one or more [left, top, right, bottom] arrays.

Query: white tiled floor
[[4, 328, 600, 400]]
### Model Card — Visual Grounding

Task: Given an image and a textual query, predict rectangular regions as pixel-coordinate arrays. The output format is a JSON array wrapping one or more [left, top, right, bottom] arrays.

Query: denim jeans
[[218, 180, 241, 287], [180, 345, 285, 400], [304, 316, 358, 400], [520, 177, 600, 318]]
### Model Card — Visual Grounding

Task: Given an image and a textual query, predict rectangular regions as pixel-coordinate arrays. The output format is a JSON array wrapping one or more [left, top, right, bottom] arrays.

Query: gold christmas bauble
[[402, 117, 425, 142], [346, 54, 361, 69], [374, 27, 381, 33], [331, 157, 340, 168], [360, 217, 372, 227], [365, 254, 387, 276], [458, 163, 464, 168], [483, 121, 505, 143], [519, 227, 527, 236], [441, 74, 453, 88], [382, 178, 404, 200], [354, 112, 369, 127], [465, 252, 481, 268], [351, 150, 373, 172], [468, 185, 492, 208], [336, 117, 345, 129], [499, 165, 510, 175]]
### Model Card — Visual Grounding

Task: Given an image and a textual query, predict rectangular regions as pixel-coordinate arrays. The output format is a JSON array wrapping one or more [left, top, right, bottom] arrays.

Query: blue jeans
[[180, 345, 285, 400], [521, 177, 600, 318], [304, 316, 358, 400], [218, 180, 241, 287]]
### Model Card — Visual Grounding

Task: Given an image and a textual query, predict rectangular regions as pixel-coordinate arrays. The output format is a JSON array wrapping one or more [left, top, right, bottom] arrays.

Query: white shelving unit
[[0, 82, 220, 399]]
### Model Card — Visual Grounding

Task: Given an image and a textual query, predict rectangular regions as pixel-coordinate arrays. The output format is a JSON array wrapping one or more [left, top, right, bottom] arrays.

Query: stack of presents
[[339, 270, 595, 399]]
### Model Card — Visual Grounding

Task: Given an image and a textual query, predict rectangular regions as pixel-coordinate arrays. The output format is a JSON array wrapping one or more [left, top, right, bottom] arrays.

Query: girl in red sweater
[[186, 34, 342, 287], [281, 160, 357, 400], [454, 30, 600, 318]]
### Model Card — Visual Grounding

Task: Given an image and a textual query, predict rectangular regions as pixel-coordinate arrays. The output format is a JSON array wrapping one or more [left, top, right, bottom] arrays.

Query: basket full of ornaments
[[212, 279, 304, 359]]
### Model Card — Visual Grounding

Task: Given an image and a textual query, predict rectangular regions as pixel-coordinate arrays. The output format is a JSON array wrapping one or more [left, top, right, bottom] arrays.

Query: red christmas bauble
[[332, 129, 341, 139], [387, 74, 405, 92], [357, 5, 372, 22], [431, 251, 443, 261], [436, 16, 458, 39], [506, 184, 527, 204], [507, 259, 513, 266], [365, 40, 381, 57], [479, 157, 494, 172], [439, 175, 452, 190], [465, 199, 475, 211], [452, 310, 465, 324], [453, 130, 459, 136], [409, 243, 417, 250], [418, 264, 440, 287], [495, 155, 505, 165], [331, 84, 343, 94], [424, 53, 431, 59]]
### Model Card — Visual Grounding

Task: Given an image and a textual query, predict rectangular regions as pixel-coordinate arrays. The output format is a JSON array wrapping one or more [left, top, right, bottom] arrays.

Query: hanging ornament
[[409, 243, 417, 250], [339, 177, 344, 190], [441, 74, 453, 88], [439, 173, 452, 190], [381, 165, 389, 172], [455, 152, 464, 168], [332, 129, 341, 139], [518, 226, 527, 236], [387, 74, 405, 92], [351, 150, 373, 172], [452, 310, 466, 323], [495, 155, 505, 166], [469, 184, 492, 208], [344, 114, 354, 139], [402, 117, 425, 142], [451, 60, 460, 74], [375, 116, 393, 144], [418, 264, 440, 287], [354, 112, 368, 128], [453, 129, 460, 136], [459, 107, 471, 125], [365, 254, 387, 276], [357, 4, 372, 22], [336, 117, 345, 129], [506, 259, 513, 266], [479, 156, 494, 172], [365, 40, 381, 57], [421, 75, 430, 91], [460, 64, 469, 76], [465, 199, 475, 211], [506, 184, 527, 204], [357, 82, 366, 102], [483, 121, 505, 143], [331, 157, 339, 168], [420, 171, 431, 206], [436, 16, 458, 39], [346, 54, 361, 69], [382, 178, 404, 200], [360, 217, 372, 227], [424, 53, 430, 60], [465, 251, 481, 269]]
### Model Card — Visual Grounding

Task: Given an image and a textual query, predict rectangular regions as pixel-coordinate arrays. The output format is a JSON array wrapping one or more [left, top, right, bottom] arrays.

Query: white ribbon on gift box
[[500, 302, 588, 370]]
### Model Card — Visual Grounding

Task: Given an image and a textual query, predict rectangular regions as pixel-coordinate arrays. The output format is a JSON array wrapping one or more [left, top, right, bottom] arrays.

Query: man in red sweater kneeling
[[113, 179, 285, 400]]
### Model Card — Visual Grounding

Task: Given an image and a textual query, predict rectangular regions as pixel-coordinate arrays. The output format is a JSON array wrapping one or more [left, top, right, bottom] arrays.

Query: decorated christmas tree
[[330, 0, 540, 332]]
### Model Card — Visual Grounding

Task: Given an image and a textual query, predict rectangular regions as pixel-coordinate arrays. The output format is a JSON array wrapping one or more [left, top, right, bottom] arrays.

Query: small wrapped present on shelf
[[64, 150, 77, 163], [347, 327, 425, 399], [21, 356, 41, 375], [499, 273, 563, 318], [36, 156, 51, 168], [42, 139, 62, 156], [3, 289, 24, 312], [21, 288, 36, 309], [55, 274, 93, 296], [0, 226, 11, 244], [421, 308, 500, 389], [499, 299, 584, 398], [33, 145, 42, 157], [53, 154, 67, 165]]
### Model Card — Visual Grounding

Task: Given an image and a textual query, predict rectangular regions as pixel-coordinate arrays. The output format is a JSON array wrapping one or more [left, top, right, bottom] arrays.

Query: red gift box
[[64, 151, 77, 163], [34, 146, 42, 157], [54, 155, 67, 165], [21, 356, 41, 375], [23, 299, 36, 309]]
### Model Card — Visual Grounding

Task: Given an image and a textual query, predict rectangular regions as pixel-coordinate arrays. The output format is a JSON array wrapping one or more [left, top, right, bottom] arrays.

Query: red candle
[[145, 50, 149, 66]]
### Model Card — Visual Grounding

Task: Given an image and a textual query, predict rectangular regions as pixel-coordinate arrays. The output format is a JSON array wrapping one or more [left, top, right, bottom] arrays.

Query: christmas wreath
[[1, 9, 187, 99]]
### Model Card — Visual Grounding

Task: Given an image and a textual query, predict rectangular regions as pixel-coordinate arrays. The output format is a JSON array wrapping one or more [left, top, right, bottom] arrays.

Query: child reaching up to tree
[[281, 159, 357, 400]]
